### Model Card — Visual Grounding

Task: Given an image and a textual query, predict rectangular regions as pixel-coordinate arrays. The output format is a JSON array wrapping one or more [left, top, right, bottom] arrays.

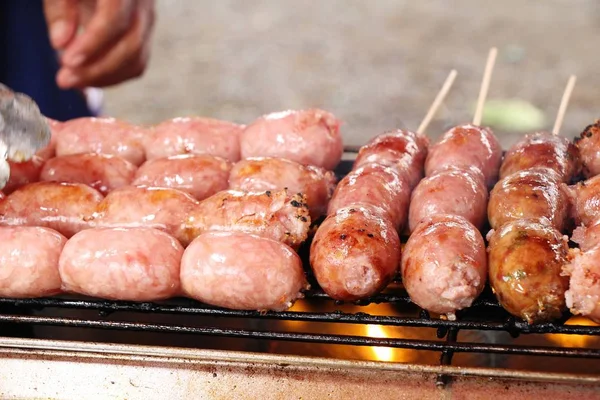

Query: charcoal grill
[[0, 151, 599, 399]]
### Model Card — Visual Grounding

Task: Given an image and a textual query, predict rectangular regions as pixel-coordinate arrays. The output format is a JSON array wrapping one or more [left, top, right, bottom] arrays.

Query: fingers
[[43, 0, 79, 49], [56, 1, 155, 89], [61, 0, 137, 68]]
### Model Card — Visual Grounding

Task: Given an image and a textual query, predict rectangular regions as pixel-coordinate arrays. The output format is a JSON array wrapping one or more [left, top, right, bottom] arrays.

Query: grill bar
[[1, 313, 599, 358], [1, 297, 597, 336]]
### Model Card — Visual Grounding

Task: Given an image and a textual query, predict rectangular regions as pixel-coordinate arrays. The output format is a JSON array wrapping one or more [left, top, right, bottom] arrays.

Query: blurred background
[[102, 0, 599, 148]]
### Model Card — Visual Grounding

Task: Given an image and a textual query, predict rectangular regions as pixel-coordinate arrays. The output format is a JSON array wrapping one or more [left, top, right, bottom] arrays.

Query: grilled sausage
[[563, 246, 600, 323], [353, 129, 429, 189], [401, 214, 487, 320], [59, 227, 183, 301], [184, 189, 310, 249], [89, 186, 199, 246], [487, 219, 569, 324], [575, 120, 600, 179], [0, 182, 103, 237], [239, 109, 343, 170], [228, 157, 336, 220], [2, 156, 44, 194], [0, 226, 67, 298], [327, 163, 410, 231], [133, 154, 231, 201], [56, 117, 146, 166], [143, 117, 245, 162], [40, 153, 137, 195], [488, 168, 570, 232], [425, 124, 502, 189], [310, 205, 401, 301], [36, 118, 62, 161], [568, 174, 600, 227], [408, 167, 488, 232], [500, 131, 581, 183], [181, 231, 308, 311]]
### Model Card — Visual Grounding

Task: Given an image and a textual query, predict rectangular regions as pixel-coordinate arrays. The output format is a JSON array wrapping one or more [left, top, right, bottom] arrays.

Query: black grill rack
[[0, 156, 598, 387]]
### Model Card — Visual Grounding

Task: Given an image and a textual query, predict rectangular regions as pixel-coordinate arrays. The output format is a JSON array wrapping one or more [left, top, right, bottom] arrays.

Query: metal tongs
[[0, 83, 52, 189]]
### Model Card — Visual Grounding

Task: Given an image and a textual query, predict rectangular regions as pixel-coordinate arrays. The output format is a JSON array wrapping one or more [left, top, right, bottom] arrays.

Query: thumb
[[43, 0, 79, 50]]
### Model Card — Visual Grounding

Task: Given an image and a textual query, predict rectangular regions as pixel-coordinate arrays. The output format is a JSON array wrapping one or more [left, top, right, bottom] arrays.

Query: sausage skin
[[408, 167, 488, 232], [40, 153, 137, 195], [327, 163, 410, 231], [568, 174, 600, 227], [401, 214, 487, 319], [133, 154, 231, 201], [353, 129, 429, 189], [0, 226, 67, 298], [500, 131, 581, 183], [89, 186, 200, 246], [425, 124, 502, 189], [0, 182, 103, 237], [310, 205, 401, 301], [239, 109, 343, 170], [181, 231, 308, 311], [488, 168, 570, 232], [487, 220, 569, 324], [228, 157, 336, 220], [2, 156, 45, 194], [59, 227, 183, 301], [575, 120, 600, 179], [144, 117, 245, 162], [56, 117, 146, 166], [184, 189, 310, 249]]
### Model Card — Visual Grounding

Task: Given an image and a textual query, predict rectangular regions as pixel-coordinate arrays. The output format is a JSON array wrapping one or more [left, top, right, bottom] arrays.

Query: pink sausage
[[563, 246, 600, 323], [228, 157, 336, 220], [59, 227, 183, 301], [143, 117, 245, 162], [353, 129, 429, 189], [0, 182, 104, 237], [401, 214, 487, 320], [133, 154, 231, 201], [425, 124, 502, 189], [239, 109, 343, 170], [40, 153, 137, 195], [181, 231, 308, 311], [327, 163, 410, 231], [2, 156, 45, 194], [56, 117, 146, 166], [36, 118, 63, 161], [89, 185, 199, 246], [0, 226, 67, 298], [408, 167, 488, 232]]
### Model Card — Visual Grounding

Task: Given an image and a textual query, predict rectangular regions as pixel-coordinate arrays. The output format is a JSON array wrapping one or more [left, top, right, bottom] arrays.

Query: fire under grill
[[0, 156, 599, 398]]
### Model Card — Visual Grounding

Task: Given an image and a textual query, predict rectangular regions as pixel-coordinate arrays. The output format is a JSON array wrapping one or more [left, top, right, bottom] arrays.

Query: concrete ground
[[104, 0, 600, 149]]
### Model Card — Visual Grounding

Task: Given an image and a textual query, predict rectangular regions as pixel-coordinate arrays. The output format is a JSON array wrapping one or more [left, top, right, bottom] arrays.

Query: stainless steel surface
[[0, 337, 598, 400], [0, 82, 51, 165]]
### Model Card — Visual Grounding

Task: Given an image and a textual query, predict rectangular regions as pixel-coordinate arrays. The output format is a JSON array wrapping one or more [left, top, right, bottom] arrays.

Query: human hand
[[43, 0, 156, 89]]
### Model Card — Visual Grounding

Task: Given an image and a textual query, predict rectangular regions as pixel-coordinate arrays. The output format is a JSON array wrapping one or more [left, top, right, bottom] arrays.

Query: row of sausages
[[0, 226, 308, 311]]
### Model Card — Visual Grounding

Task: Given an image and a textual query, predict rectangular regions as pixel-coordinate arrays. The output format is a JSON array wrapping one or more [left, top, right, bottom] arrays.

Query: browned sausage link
[[500, 131, 581, 183], [575, 120, 600, 179], [488, 220, 569, 324], [310, 206, 401, 301]]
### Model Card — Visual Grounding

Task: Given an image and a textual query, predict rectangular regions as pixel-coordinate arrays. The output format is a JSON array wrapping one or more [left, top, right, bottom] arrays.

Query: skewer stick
[[472, 47, 498, 126], [552, 75, 577, 135], [416, 69, 458, 135]]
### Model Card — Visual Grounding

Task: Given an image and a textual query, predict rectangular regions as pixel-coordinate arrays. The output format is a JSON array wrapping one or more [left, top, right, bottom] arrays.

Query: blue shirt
[[0, 0, 93, 121]]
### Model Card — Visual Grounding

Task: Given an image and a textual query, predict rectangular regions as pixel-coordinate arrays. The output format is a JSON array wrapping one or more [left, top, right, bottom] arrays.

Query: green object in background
[[478, 99, 546, 132]]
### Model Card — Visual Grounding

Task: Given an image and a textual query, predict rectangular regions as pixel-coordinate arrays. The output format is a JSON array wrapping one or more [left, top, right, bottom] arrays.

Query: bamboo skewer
[[552, 75, 577, 135], [472, 47, 498, 126], [416, 69, 458, 135]]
